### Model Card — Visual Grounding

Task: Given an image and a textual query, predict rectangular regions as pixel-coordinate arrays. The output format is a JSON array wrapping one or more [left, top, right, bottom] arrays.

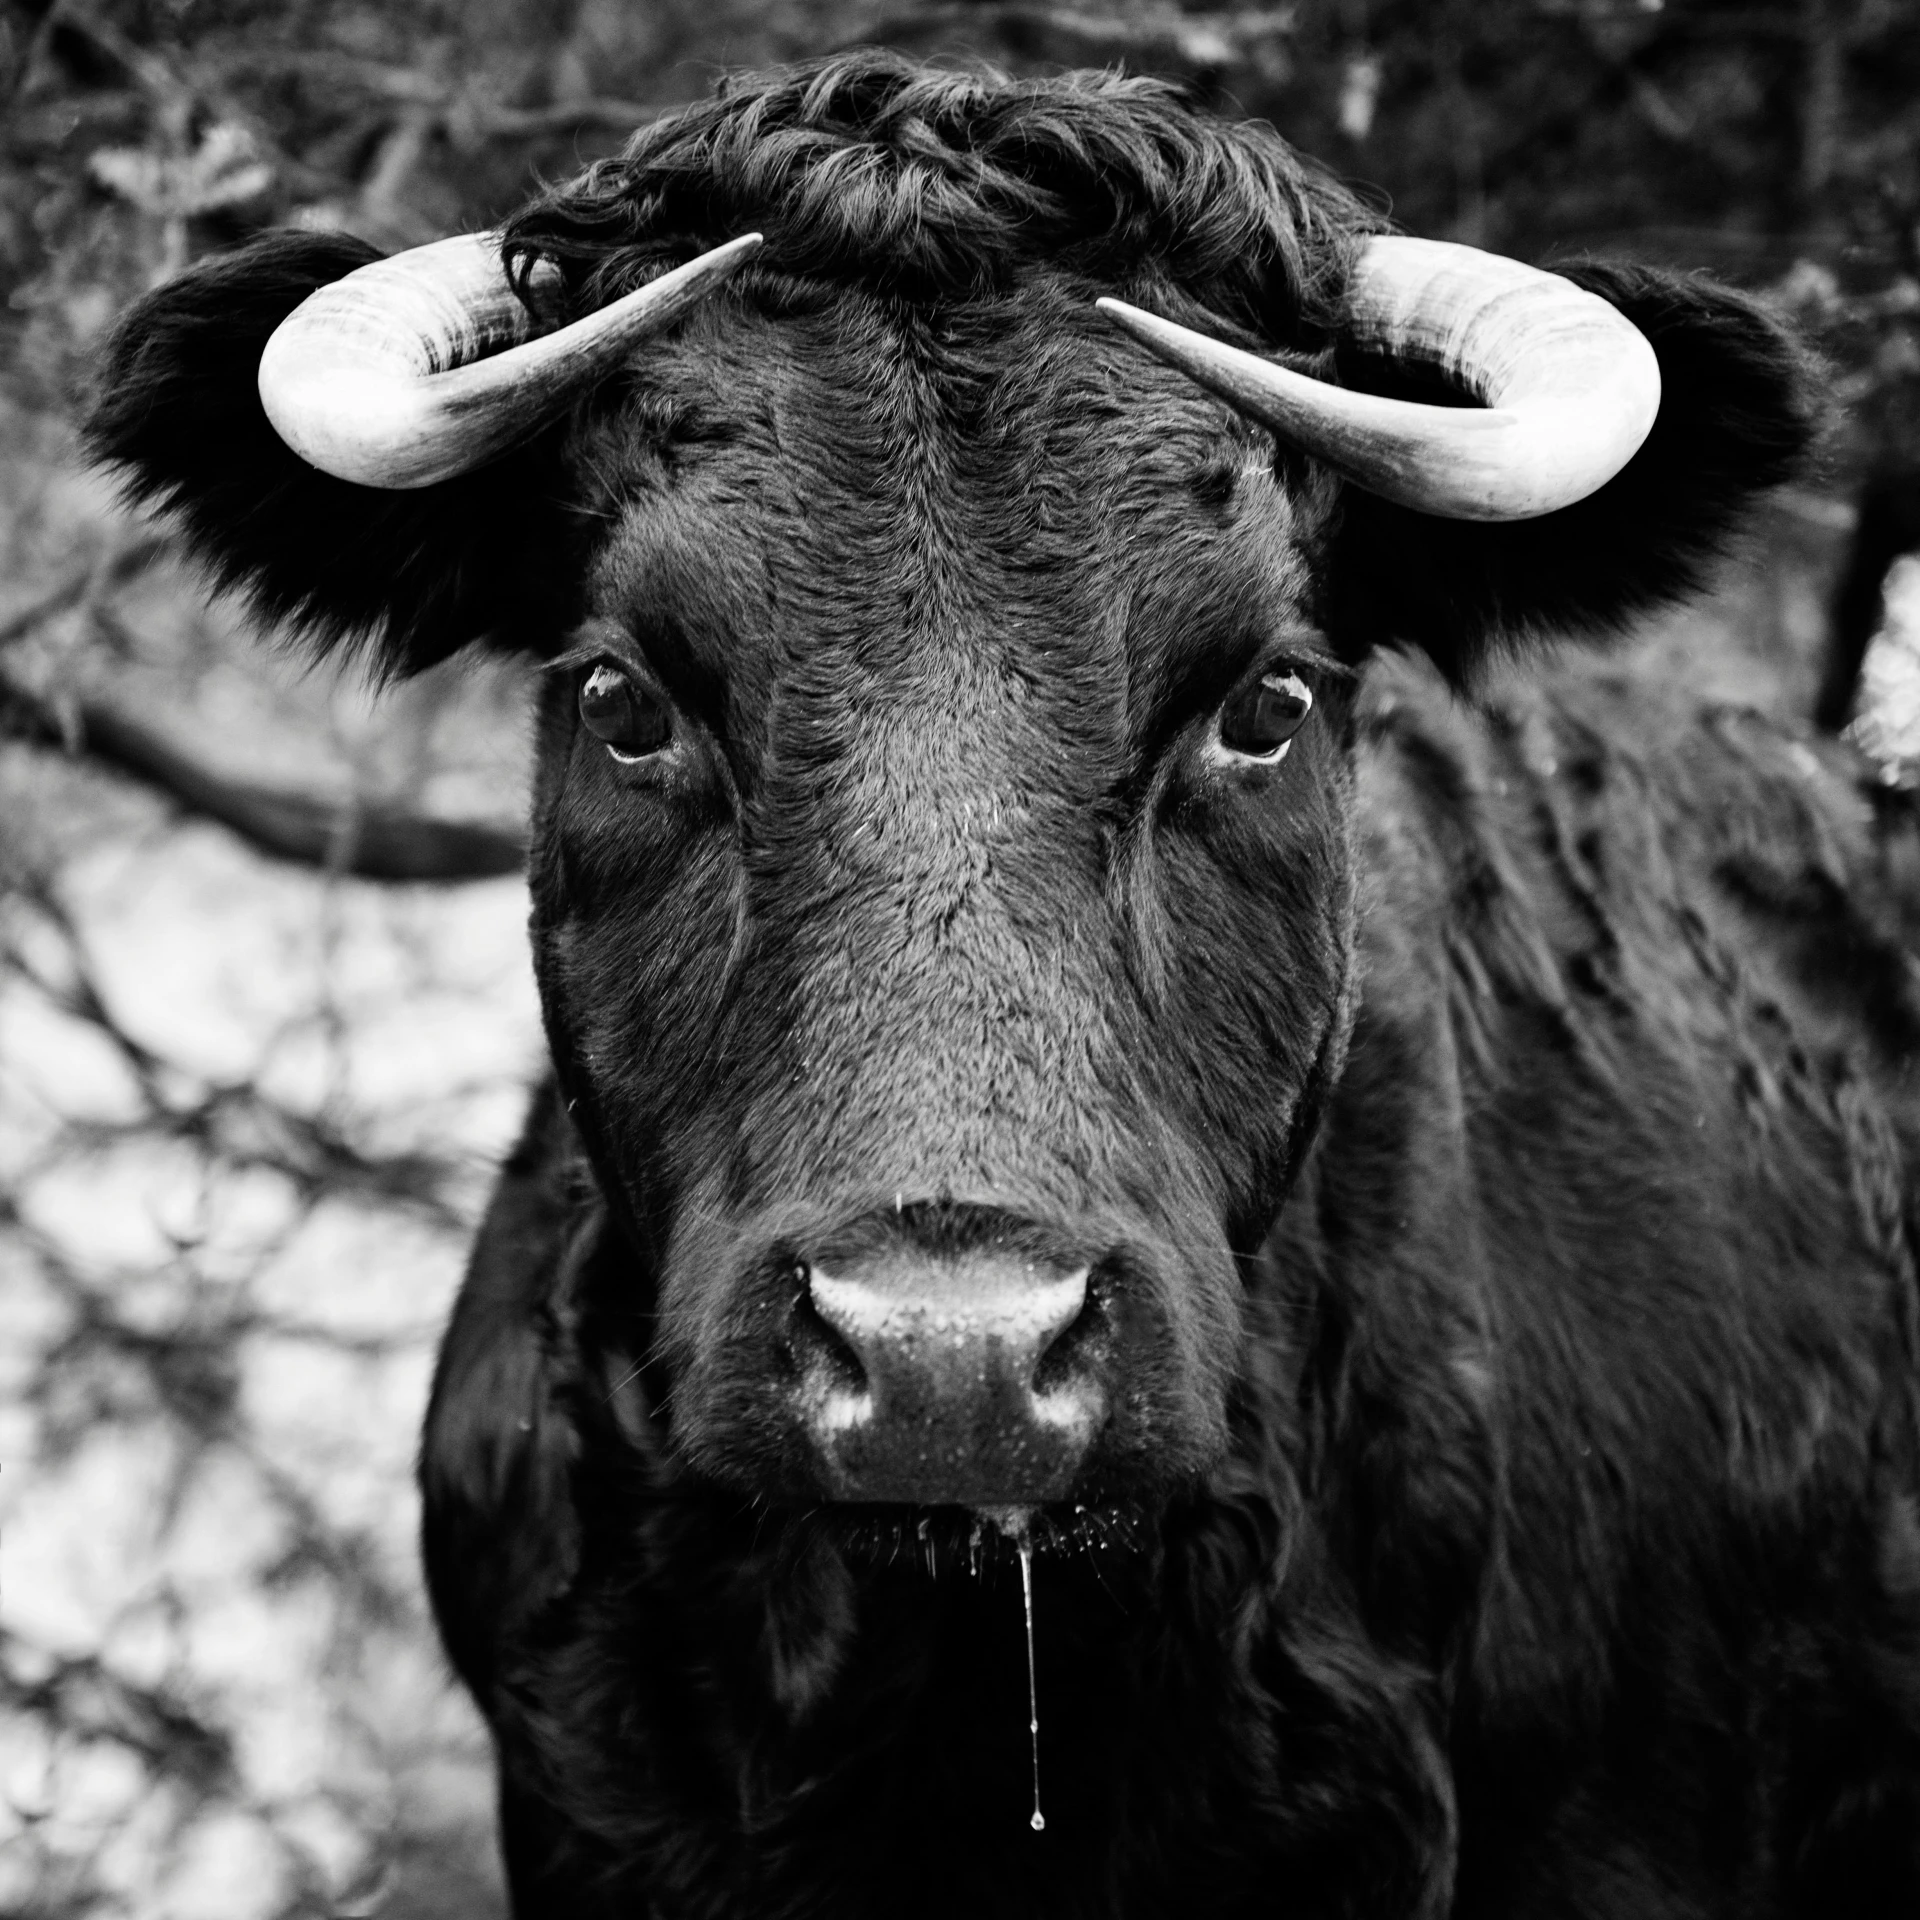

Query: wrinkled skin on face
[[525, 274, 1358, 1510]]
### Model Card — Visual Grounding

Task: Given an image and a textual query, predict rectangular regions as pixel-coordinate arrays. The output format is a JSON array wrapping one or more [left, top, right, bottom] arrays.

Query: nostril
[[1032, 1278, 1107, 1396], [792, 1263, 867, 1393]]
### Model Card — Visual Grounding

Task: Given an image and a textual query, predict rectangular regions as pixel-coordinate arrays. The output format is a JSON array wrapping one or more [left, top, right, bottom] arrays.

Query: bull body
[[87, 53, 1920, 1919]]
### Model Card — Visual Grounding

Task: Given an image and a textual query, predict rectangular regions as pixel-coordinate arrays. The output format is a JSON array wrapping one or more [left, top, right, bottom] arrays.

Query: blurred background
[[2, 2, 1918, 1915]]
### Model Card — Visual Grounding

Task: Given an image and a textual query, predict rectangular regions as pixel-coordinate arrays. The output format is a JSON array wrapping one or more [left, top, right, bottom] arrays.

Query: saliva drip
[[1018, 1534, 1045, 1833], [982, 1507, 1046, 1832]]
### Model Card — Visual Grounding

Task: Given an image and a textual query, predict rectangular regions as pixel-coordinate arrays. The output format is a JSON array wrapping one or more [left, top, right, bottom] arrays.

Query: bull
[[88, 53, 1920, 1920]]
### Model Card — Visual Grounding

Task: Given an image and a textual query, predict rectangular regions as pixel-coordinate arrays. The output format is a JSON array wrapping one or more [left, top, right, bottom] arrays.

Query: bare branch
[[199, 46, 661, 141], [0, 561, 93, 649], [1, 667, 525, 881], [455, 96, 665, 138], [0, 537, 169, 652], [0, 1632, 236, 1794], [842, 4, 1296, 70]]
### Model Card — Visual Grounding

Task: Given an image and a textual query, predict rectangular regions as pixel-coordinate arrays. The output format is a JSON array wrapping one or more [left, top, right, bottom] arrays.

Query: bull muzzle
[[792, 1231, 1108, 1506]]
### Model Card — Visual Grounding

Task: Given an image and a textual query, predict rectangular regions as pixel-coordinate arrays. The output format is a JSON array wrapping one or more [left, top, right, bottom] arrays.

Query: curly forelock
[[500, 50, 1383, 349]]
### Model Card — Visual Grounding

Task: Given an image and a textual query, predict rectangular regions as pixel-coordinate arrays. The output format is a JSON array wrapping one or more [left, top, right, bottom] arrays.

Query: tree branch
[[200, 46, 661, 141], [0, 536, 169, 651], [1, 668, 525, 882], [842, 4, 1295, 72]]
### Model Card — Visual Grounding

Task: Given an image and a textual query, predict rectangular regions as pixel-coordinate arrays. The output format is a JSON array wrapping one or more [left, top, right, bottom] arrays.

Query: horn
[[1096, 237, 1661, 522], [257, 231, 764, 490]]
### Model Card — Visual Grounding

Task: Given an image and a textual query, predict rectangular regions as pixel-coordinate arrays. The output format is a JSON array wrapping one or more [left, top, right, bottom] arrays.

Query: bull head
[[255, 231, 1659, 522], [95, 133, 1786, 1518], [233, 217, 1669, 1514]]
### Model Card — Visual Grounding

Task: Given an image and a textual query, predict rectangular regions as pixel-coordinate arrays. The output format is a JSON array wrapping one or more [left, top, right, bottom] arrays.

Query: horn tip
[[1093, 296, 1167, 343], [696, 231, 765, 283]]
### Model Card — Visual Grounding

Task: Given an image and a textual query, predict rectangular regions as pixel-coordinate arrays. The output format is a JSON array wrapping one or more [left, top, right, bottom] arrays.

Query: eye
[[1217, 670, 1314, 762], [579, 662, 672, 760]]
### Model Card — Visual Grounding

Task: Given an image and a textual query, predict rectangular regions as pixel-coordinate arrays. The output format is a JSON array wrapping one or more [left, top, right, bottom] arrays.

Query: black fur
[[497, 58, 1373, 340], [1333, 262, 1823, 677], [87, 50, 1916, 1920], [84, 229, 574, 676]]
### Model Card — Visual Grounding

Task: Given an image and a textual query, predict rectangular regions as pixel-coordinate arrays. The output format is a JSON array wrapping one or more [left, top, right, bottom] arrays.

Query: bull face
[[527, 283, 1358, 1510], [93, 65, 1736, 1518]]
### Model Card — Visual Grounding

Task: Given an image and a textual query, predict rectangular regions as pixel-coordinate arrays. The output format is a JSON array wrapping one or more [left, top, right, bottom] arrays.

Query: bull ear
[[1326, 263, 1823, 684], [85, 231, 565, 678]]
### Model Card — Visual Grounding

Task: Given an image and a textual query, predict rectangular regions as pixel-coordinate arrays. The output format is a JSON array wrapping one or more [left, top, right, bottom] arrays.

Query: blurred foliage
[[2, 0, 1917, 463], [3, 2, 1920, 1916]]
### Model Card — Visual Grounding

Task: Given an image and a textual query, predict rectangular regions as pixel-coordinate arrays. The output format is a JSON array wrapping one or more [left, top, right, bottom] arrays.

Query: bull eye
[[579, 662, 671, 760], [1217, 670, 1314, 763]]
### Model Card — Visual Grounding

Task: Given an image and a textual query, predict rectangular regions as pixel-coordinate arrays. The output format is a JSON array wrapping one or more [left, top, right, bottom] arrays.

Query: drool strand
[[1019, 1534, 1045, 1832]]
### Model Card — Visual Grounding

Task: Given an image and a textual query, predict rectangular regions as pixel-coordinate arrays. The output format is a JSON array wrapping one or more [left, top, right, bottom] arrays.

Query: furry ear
[[1326, 263, 1824, 684], [85, 230, 569, 678]]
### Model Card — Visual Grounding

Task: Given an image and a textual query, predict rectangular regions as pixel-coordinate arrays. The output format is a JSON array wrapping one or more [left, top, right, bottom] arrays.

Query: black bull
[[89, 55, 1920, 1920]]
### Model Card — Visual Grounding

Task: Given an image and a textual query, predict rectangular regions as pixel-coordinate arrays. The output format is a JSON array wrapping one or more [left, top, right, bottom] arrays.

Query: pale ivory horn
[[1096, 236, 1661, 521], [258, 232, 764, 490]]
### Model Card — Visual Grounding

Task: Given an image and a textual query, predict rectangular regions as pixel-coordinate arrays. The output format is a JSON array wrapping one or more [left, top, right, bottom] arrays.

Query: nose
[[795, 1228, 1107, 1505]]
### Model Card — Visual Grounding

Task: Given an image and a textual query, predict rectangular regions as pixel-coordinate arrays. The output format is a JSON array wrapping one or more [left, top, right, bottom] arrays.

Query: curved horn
[[1096, 237, 1661, 522], [258, 231, 764, 490]]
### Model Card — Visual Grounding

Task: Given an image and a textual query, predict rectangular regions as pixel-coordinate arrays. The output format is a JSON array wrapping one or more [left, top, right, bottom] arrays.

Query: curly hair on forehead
[[500, 50, 1385, 349]]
